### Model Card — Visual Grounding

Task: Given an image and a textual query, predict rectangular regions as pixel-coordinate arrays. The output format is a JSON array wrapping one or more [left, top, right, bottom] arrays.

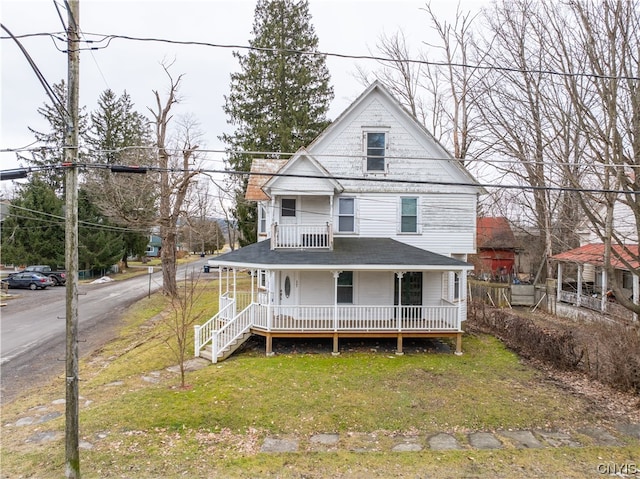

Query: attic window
[[366, 132, 386, 172]]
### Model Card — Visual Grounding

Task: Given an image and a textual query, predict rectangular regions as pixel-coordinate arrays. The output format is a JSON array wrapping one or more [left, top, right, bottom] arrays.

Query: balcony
[[271, 222, 333, 250]]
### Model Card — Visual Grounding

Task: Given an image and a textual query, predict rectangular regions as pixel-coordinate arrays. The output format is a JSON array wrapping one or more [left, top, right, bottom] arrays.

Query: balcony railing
[[271, 222, 333, 250]]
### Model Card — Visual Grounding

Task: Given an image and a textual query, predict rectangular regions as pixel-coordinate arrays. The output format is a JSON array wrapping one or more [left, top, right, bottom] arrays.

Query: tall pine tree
[[85, 89, 157, 266], [222, 0, 334, 245], [23, 80, 88, 193]]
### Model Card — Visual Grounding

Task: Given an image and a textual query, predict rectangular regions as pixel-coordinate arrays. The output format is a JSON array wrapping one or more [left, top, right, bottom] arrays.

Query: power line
[[3, 29, 639, 82]]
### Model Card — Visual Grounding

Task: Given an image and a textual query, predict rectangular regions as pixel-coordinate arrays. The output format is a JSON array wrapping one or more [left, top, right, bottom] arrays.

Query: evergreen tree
[[87, 89, 152, 164], [222, 0, 334, 245], [0, 176, 65, 266], [23, 80, 88, 193], [85, 89, 157, 266], [77, 188, 125, 273]]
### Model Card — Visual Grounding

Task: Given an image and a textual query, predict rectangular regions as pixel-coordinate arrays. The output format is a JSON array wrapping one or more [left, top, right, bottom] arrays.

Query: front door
[[280, 271, 299, 308], [394, 272, 423, 319]]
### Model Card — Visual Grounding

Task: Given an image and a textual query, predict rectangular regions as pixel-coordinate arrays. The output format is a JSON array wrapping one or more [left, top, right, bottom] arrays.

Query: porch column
[[576, 264, 583, 307], [332, 271, 341, 332], [556, 263, 563, 301], [601, 268, 608, 312], [459, 268, 467, 330], [267, 274, 272, 331], [233, 268, 237, 301], [396, 272, 405, 331], [218, 267, 223, 300], [250, 270, 255, 304], [634, 274, 639, 322]]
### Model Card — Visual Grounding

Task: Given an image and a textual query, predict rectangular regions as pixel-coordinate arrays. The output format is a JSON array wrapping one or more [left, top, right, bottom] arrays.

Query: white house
[[195, 81, 484, 362]]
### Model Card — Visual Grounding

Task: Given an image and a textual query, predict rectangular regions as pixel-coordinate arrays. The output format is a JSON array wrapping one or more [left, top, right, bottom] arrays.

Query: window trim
[[363, 129, 389, 174], [399, 196, 419, 234], [258, 205, 267, 235], [337, 271, 354, 304], [337, 197, 356, 233], [281, 198, 296, 218]]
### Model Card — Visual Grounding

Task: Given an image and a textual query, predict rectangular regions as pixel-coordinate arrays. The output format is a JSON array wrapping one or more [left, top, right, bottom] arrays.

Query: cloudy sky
[[1, 0, 484, 173]]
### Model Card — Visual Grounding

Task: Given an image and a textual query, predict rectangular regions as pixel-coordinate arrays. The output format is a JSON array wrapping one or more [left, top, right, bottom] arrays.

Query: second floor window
[[338, 198, 355, 232], [281, 198, 296, 217], [366, 132, 386, 172], [258, 205, 267, 234], [401, 197, 418, 233]]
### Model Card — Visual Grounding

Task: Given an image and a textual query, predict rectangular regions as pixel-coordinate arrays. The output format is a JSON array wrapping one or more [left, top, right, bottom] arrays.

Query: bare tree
[[544, 0, 640, 314], [150, 66, 201, 296], [163, 271, 204, 388], [358, 3, 482, 162]]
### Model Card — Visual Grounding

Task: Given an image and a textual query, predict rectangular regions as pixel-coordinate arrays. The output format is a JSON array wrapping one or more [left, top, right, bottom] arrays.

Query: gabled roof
[[245, 158, 288, 201], [477, 217, 517, 250], [262, 148, 343, 196], [209, 237, 472, 271], [306, 80, 485, 194], [551, 243, 640, 271]]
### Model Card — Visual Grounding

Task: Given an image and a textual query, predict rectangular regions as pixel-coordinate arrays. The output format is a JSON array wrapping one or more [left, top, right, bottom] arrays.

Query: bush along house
[[195, 81, 485, 362]]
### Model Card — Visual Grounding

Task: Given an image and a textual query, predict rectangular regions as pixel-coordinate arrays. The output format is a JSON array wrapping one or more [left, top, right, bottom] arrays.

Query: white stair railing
[[211, 304, 255, 363], [194, 298, 236, 356]]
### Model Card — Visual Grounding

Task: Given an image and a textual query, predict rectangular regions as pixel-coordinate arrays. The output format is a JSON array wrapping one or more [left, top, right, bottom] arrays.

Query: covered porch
[[195, 238, 472, 362], [552, 243, 639, 322]]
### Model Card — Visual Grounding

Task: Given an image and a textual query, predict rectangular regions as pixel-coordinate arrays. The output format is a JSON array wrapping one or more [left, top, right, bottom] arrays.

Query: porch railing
[[252, 304, 460, 331], [271, 223, 333, 249]]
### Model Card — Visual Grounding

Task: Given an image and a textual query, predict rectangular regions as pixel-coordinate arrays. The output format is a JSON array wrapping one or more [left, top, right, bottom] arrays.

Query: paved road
[[0, 259, 209, 404]]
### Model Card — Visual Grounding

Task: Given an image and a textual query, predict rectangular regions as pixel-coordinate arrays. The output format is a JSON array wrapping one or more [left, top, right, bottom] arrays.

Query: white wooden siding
[[357, 271, 394, 305], [299, 271, 334, 304], [300, 197, 331, 226]]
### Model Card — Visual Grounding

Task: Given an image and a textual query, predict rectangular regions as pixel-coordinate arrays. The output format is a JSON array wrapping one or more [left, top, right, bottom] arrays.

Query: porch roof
[[551, 243, 640, 271], [210, 237, 472, 271]]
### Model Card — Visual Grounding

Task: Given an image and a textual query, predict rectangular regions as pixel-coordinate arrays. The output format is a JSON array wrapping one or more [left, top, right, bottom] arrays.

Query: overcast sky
[[1, 0, 485, 174]]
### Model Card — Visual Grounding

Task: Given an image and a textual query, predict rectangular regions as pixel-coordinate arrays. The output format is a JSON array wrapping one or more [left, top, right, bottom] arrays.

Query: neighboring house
[[472, 217, 518, 282], [145, 233, 162, 257], [551, 243, 639, 322], [195, 81, 484, 363]]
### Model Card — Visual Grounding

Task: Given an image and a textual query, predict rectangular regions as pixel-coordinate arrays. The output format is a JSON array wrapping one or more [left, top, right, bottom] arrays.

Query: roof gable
[[263, 148, 343, 196], [306, 81, 484, 194]]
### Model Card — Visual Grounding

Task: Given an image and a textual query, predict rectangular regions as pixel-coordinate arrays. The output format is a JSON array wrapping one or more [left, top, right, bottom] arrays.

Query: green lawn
[[1, 280, 638, 478]]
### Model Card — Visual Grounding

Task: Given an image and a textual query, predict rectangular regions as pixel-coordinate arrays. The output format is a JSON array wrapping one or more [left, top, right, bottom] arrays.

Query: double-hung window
[[400, 197, 418, 233], [258, 205, 267, 234], [366, 132, 386, 172], [337, 271, 354, 304], [338, 198, 355, 233]]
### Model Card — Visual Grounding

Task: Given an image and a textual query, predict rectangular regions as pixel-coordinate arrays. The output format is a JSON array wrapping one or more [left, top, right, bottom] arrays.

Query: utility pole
[[64, 1, 80, 478]]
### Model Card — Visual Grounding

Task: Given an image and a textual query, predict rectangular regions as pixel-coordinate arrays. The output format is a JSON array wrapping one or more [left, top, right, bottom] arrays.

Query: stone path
[[259, 424, 640, 453]]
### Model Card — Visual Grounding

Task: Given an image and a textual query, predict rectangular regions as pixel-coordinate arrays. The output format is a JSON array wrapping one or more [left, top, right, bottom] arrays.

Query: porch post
[[332, 271, 341, 332], [267, 275, 272, 331], [601, 268, 608, 312], [459, 268, 467, 329], [576, 264, 582, 307], [232, 268, 237, 317], [396, 272, 404, 331], [557, 263, 563, 301], [634, 274, 639, 322], [250, 270, 255, 304], [218, 267, 223, 301]]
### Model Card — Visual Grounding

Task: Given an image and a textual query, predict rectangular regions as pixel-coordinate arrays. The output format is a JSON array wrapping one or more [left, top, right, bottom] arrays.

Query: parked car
[[8, 265, 66, 286], [2, 272, 54, 290]]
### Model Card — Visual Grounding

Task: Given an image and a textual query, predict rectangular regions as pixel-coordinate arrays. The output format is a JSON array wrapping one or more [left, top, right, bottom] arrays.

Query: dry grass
[[1, 286, 639, 478]]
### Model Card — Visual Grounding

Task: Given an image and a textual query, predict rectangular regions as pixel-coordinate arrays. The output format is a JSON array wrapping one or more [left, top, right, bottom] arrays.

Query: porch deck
[[195, 299, 464, 362]]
